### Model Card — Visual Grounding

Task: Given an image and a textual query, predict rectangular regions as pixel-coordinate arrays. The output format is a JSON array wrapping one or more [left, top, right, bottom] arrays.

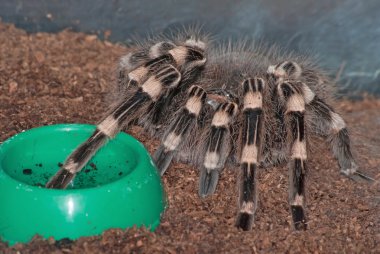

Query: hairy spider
[[46, 30, 373, 231]]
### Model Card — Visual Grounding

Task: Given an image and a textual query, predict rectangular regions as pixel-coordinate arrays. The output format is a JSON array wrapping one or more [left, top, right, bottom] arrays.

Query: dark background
[[1, 0, 379, 95]]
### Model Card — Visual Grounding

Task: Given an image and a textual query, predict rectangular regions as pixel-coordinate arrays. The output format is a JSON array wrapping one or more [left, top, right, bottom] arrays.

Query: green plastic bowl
[[0, 124, 165, 245]]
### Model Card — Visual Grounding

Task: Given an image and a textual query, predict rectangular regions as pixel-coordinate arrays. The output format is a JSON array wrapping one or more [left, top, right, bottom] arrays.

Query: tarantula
[[46, 31, 373, 231]]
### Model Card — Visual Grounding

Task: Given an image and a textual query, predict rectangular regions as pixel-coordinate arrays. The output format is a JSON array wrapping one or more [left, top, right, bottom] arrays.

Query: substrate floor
[[0, 22, 379, 253]]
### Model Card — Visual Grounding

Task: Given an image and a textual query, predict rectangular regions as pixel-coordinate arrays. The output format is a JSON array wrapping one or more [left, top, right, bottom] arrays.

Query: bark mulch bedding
[[0, 22, 379, 253]]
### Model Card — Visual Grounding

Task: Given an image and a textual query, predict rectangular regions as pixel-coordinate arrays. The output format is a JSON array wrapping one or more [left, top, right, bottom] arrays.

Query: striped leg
[[153, 85, 206, 175], [46, 64, 181, 189], [235, 78, 265, 231], [127, 54, 177, 87], [199, 102, 238, 197], [278, 81, 308, 230], [122, 40, 206, 90], [306, 94, 373, 181], [125, 42, 207, 127], [117, 41, 176, 89], [149, 45, 207, 126]]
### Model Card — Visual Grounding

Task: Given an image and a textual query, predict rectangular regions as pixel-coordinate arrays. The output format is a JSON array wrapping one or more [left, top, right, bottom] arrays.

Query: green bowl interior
[[1, 124, 138, 189]]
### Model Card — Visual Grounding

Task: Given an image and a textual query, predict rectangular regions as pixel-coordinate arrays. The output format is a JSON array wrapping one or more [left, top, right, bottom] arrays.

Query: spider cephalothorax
[[46, 30, 373, 231]]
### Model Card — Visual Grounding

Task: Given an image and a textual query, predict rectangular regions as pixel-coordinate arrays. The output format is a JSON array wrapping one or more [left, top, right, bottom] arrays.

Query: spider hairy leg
[[45, 130, 108, 189], [307, 95, 374, 182], [267, 61, 302, 84], [235, 78, 265, 231], [267, 61, 374, 181], [46, 64, 181, 189], [149, 42, 207, 127], [270, 60, 373, 182], [199, 102, 238, 197], [153, 85, 206, 175], [122, 38, 206, 90], [278, 81, 308, 230], [128, 54, 177, 87], [117, 41, 176, 89]]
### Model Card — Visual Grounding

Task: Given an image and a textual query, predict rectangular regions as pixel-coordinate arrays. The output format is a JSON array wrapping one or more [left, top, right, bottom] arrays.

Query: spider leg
[[269, 61, 373, 182], [278, 81, 308, 230], [148, 45, 207, 127], [123, 41, 207, 129], [306, 93, 374, 182], [235, 78, 265, 231], [199, 102, 238, 197], [46, 64, 181, 189], [153, 85, 206, 175], [117, 41, 176, 89]]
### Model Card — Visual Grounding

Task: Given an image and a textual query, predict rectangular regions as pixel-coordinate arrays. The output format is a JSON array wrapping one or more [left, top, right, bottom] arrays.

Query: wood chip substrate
[[0, 22, 379, 253]]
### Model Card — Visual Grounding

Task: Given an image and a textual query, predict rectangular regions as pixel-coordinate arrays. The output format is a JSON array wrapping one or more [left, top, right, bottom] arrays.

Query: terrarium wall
[[1, 0, 379, 95]]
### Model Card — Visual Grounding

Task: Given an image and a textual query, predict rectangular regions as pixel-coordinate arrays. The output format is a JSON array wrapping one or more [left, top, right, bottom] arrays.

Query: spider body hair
[[46, 29, 373, 231]]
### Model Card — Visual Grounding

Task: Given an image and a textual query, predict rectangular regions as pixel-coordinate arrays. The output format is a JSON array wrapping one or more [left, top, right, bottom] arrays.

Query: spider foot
[[291, 205, 307, 230], [343, 170, 375, 183], [199, 169, 220, 197], [340, 163, 375, 183], [236, 212, 254, 231], [153, 146, 175, 176], [45, 168, 75, 189]]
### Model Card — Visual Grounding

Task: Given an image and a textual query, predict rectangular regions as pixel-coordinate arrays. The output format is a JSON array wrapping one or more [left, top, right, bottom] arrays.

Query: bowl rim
[[0, 123, 157, 193]]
